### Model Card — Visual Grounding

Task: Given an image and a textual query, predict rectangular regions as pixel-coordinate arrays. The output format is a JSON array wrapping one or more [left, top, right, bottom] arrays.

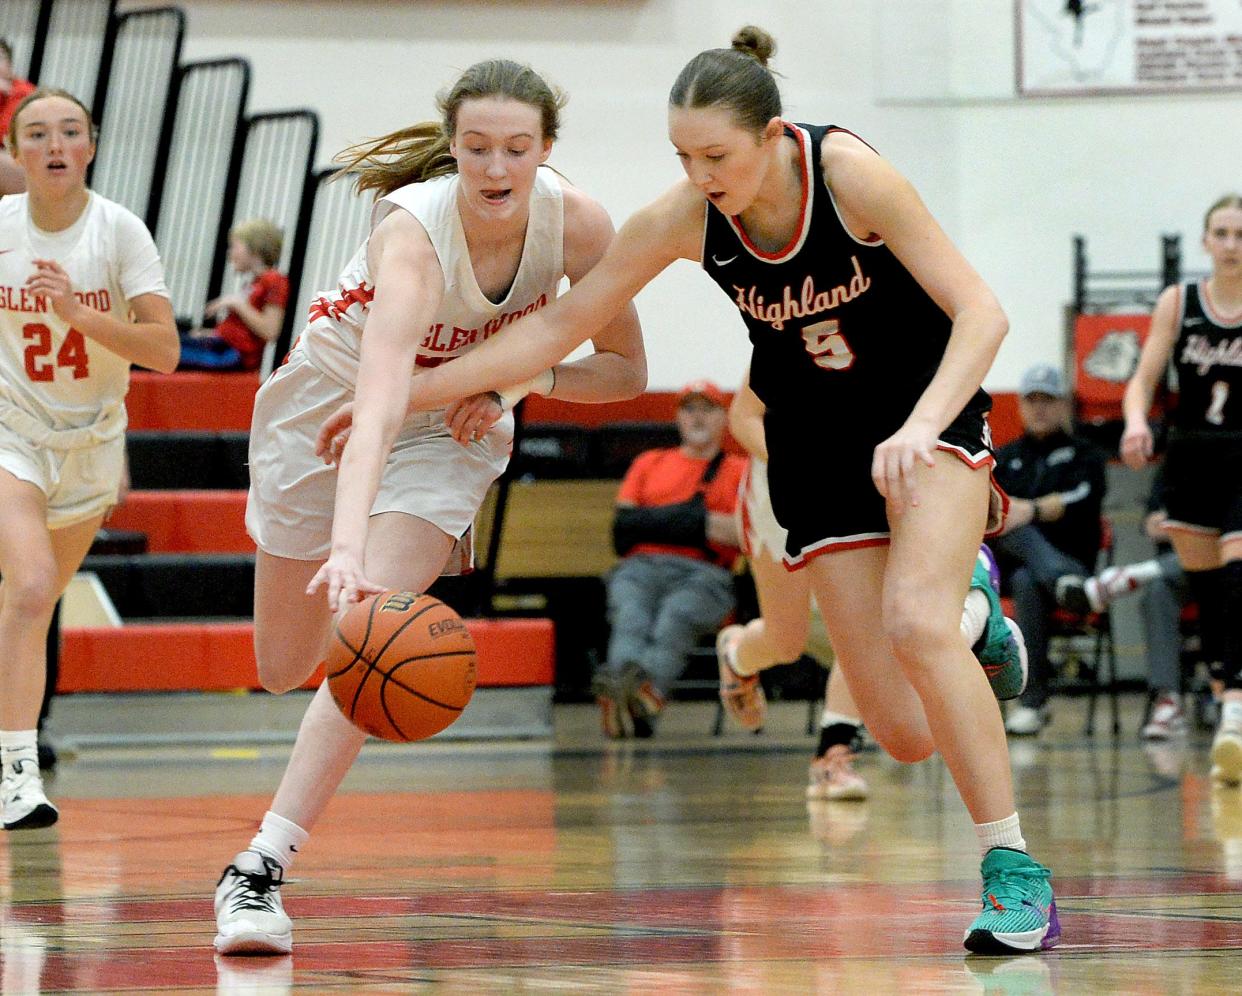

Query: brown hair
[[1204, 193, 1242, 232], [668, 25, 782, 134], [229, 218, 284, 268], [335, 59, 566, 198], [6, 87, 97, 154]]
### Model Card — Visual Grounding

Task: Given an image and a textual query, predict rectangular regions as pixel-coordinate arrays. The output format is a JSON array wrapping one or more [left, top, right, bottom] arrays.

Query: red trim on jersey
[[725, 122, 810, 262], [784, 534, 891, 571], [1199, 280, 1242, 327], [781, 442, 1008, 568], [738, 462, 755, 559]]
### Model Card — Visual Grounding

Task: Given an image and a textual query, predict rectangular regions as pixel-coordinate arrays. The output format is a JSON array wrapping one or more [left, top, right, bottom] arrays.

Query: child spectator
[[180, 219, 288, 372]]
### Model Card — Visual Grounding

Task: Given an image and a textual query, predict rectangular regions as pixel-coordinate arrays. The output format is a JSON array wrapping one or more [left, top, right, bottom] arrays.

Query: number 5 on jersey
[[801, 318, 855, 370], [24, 322, 90, 381]]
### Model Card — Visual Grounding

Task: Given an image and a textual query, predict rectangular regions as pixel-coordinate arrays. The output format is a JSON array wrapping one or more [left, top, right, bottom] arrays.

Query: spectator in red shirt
[[180, 218, 288, 372], [0, 38, 36, 195], [593, 380, 747, 738]]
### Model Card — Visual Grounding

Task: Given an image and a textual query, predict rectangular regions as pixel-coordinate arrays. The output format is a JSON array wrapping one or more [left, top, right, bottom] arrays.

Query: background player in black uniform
[[1121, 193, 1242, 785], [320, 24, 1059, 955]]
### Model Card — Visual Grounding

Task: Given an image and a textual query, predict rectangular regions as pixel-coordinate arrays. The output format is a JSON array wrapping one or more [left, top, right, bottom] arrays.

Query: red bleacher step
[[60, 618, 554, 693], [106, 490, 251, 553], [127, 371, 259, 431]]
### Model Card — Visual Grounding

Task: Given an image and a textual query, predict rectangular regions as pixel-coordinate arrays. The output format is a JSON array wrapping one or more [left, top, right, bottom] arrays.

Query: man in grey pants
[[593, 382, 747, 738]]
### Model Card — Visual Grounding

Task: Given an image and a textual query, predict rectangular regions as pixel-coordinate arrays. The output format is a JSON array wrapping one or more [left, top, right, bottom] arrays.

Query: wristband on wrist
[[497, 368, 556, 412]]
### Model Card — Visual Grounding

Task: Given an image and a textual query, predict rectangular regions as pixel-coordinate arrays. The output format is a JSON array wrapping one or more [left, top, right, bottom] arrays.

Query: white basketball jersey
[[0, 192, 168, 439], [296, 167, 565, 387]]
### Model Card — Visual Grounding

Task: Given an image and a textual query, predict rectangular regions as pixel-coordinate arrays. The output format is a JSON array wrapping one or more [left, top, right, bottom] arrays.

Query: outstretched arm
[[308, 210, 445, 609], [405, 182, 701, 411]]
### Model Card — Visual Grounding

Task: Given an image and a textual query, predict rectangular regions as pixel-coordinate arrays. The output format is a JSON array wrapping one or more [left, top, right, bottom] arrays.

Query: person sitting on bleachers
[[179, 218, 288, 372], [991, 363, 1107, 736], [593, 380, 747, 738]]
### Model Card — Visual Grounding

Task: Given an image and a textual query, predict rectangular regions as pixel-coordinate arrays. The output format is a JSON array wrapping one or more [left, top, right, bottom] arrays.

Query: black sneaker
[[37, 740, 57, 772], [1054, 575, 1093, 615]]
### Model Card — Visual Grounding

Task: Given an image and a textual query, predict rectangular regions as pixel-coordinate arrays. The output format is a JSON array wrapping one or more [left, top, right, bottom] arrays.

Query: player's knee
[[254, 645, 313, 694], [0, 568, 59, 622], [883, 601, 955, 670], [871, 726, 935, 763]]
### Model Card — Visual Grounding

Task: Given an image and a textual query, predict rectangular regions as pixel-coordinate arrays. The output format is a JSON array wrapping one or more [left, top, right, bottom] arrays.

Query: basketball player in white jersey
[[0, 89, 177, 831], [212, 59, 644, 955], [321, 27, 1060, 956]]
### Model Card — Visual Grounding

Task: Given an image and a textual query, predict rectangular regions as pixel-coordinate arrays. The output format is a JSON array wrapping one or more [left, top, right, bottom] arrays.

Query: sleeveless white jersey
[[296, 166, 565, 387], [0, 191, 168, 444]]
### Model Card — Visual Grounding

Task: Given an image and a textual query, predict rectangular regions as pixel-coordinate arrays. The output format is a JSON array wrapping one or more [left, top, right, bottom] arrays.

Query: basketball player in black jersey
[[319, 24, 1059, 955], [1121, 193, 1242, 786]]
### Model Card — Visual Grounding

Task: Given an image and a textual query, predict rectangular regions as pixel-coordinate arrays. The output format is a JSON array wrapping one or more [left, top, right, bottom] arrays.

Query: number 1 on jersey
[[23, 322, 90, 381], [1207, 379, 1230, 426]]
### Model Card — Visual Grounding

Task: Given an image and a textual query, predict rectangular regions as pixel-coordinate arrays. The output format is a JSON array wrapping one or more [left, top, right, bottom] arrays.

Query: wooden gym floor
[[2, 694, 1241, 994]]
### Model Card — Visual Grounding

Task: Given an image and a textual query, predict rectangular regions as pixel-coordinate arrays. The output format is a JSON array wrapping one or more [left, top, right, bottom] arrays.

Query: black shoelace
[[223, 858, 284, 913]]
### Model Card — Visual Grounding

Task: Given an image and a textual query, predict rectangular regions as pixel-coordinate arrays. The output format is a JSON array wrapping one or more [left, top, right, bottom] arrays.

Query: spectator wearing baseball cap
[[990, 363, 1108, 736], [592, 378, 747, 740]]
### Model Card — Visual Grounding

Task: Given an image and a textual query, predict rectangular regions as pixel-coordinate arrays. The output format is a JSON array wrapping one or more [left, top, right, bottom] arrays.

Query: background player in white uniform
[[213, 59, 644, 956], [325, 26, 1059, 955], [0, 88, 176, 830], [1121, 193, 1242, 784]]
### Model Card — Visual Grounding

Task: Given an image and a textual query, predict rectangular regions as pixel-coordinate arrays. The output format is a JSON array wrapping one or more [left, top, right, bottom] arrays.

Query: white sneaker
[[214, 850, 293, 955], [1142, 695, 1187, 741], [806, 744, 869, 801], [2, 757, 58, 830], [1094, 565, 1143, 606], [1004, 705, 1049, 736], [1211, 727, 1242, 787]]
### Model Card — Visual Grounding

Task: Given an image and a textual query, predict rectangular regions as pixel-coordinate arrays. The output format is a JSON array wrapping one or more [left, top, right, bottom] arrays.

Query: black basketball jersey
[[701, 123, 990, 443], [1170, 281, 1242, 437]]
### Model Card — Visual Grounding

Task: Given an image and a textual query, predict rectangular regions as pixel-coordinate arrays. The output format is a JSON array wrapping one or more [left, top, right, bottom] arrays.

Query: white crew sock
[[249, 810, 310, 872], [1125, 559, 1164, 585], [1221, 698, 1242, 731], [961, 589, 990, 646], [819, 709, 861, 729], [974, 812, 1027, 856], [0, 730, 39, 775]]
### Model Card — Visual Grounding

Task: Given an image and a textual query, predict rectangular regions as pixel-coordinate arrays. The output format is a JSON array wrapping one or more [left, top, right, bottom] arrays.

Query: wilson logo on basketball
[[380, 593, 418, 612]]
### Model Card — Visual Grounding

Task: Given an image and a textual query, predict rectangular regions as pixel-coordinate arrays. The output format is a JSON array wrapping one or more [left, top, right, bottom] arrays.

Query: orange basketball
[[327, 590, 477, 742]]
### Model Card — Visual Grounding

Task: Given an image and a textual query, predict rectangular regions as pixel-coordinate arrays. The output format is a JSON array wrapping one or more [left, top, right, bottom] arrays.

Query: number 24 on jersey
[[23, 322, 90, 381]]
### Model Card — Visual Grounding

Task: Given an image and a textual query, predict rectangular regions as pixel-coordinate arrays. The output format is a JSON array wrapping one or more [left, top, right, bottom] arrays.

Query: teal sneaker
[[971, 558, 1028, 701], [964, 848, 1060, 954]]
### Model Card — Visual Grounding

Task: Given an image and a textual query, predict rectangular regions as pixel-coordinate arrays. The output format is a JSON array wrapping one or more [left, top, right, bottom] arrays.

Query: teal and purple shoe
[[971, 550, 1028, 702], [964, 847, 1061, 954]]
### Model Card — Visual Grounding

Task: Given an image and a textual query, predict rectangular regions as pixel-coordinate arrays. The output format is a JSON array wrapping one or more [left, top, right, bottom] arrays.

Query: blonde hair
[[335, 59, 566, 198], [229, 218, 283, 268], [6, 87, 97, 154], [1204, 193, 1242, 232]]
